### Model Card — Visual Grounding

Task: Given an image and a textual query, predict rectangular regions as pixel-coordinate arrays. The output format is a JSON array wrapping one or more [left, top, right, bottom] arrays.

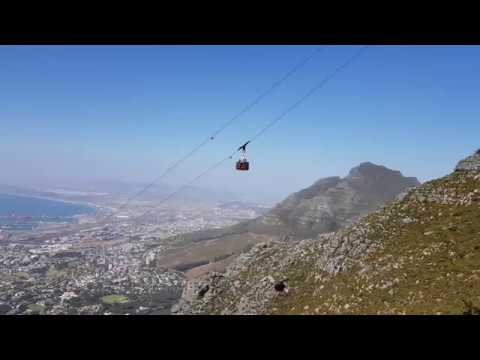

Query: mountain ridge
[[173, 149, 480, 315]]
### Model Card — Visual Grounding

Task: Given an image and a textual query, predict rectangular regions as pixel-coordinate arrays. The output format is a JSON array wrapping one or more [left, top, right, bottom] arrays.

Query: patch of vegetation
[[14, 272, 30, 280], [101, 295, 129, 305], [28, 304, 46, 314], [46, 267, 66, 279], [213, 253, 234, 262]]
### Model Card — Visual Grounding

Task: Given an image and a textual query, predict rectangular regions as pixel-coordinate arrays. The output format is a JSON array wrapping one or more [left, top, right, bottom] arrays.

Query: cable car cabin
[[236, 160, 249, 171]]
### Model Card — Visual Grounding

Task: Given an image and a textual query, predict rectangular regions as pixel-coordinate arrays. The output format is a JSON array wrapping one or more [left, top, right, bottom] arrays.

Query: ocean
[[0, 193, 95, 218]]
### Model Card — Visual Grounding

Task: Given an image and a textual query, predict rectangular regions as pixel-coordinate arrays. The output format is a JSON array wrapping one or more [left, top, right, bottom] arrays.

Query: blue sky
[[1, 45, 479, 202]]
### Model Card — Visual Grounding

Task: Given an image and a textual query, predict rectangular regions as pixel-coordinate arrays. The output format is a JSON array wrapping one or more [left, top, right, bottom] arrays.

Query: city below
[[0, 187, 271, 315]]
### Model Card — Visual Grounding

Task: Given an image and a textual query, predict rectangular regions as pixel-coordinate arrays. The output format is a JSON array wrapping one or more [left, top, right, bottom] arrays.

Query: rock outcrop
[[455, 149, 480, 172]]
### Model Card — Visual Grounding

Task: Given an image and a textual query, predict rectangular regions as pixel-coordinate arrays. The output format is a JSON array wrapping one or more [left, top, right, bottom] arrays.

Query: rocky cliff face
[[156, 163, 419, 275], [174, 150, 480, 315], [246, 162, 420, 240]]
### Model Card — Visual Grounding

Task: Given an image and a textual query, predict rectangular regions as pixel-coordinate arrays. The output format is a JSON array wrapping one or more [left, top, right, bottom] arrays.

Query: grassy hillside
[[176, 168, 480, 315], [271, 171, 480, 314]]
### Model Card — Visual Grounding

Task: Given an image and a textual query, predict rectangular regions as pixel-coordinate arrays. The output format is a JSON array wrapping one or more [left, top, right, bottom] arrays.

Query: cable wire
[[100, 45, 327, 224], [134, 151, 237, 224], [247, 45, 369, 145], [131, 45, 369, 224]]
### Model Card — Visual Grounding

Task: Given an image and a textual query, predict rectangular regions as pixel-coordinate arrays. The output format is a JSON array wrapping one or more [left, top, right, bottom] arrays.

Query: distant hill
[[175, 149, 480, 315], [0, 184, 54, 198], [0, 180, 242, 205], [154, 162, 419, 275]]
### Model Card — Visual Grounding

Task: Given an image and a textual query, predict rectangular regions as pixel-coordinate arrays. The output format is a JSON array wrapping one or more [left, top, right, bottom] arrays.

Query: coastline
[[0, 193, 98, 222], [0, 192, 100, 213]]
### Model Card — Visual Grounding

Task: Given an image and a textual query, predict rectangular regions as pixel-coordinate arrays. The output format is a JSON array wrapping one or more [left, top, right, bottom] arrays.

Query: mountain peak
[[345, 162, 420, 199], [250, 161, 420, 240], [347, 162, 402, 177], [356, 161, 381, 168]]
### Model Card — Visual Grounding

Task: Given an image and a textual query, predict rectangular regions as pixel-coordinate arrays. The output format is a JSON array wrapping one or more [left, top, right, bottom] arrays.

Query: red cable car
[[236, 141, 250, 171], [236, 159, 249, 171]]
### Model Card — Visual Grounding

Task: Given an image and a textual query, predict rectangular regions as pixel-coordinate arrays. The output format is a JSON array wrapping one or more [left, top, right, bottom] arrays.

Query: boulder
[[20, 256, 31, 266], [198, 284, 210, 298]]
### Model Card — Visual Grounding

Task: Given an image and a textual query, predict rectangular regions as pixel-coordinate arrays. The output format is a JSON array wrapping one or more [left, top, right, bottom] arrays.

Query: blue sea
[[0, 193, 95, 218]]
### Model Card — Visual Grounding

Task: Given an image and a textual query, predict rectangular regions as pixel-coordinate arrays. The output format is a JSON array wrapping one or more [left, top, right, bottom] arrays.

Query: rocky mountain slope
[[247, 162, 420, 239], [174, 150, 480, 315], [154, 163, 419, 275]]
